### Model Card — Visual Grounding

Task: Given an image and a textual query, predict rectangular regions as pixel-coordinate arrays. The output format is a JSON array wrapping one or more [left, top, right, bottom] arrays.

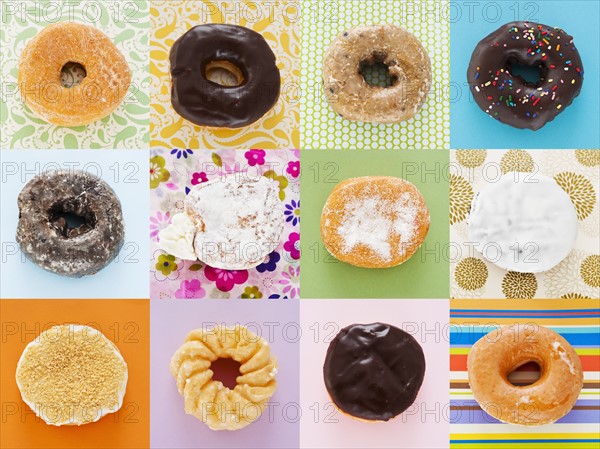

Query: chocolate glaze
[[468, 21, 584, 130], [323, 323, 426, 421], [16, 170, 125, 277], [170, 24, 281, 128]]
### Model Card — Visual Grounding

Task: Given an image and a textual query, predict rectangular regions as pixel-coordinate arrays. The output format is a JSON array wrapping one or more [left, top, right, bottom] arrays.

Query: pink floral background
[[149, 149, 300, 299]]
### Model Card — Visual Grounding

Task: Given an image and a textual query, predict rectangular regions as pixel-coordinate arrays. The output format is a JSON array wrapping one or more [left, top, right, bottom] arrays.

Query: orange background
[[0, 299, 150, 449]]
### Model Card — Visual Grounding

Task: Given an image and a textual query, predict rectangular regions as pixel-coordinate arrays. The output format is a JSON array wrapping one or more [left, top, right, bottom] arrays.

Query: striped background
[[450, 299, 600, 449]]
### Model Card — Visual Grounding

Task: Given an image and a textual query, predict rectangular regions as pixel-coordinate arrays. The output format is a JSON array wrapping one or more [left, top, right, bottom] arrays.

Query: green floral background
[[0, 0, 149, 149]]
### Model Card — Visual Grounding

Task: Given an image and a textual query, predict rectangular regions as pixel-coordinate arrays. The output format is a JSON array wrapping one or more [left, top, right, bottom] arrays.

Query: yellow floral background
[[149, 0, 300, 149], [450, 150, 600, 299]]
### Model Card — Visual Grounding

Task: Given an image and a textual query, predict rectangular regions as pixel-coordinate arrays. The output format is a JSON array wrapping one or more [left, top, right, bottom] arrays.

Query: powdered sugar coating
[[321, 176, 430, 268]]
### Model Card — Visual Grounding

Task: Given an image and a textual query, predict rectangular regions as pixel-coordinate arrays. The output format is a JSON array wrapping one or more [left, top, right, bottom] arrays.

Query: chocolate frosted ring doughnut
[[468, 21, 584, 130], [323, 24, 431, 123], [323, 323, 426, 422], [170, 24, 281, 128], [16, 170, 125, 277], [18, 22, 131, 127]]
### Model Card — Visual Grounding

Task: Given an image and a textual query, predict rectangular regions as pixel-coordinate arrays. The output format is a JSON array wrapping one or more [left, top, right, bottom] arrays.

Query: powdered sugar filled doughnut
[[321, 176, 430, 268], [468, 173, 578, 273]]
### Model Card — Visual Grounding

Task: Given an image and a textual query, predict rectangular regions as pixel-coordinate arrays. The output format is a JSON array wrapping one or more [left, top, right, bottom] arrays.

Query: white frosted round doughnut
[[185, 174, 284, 270], [468, 173, 578, 273]]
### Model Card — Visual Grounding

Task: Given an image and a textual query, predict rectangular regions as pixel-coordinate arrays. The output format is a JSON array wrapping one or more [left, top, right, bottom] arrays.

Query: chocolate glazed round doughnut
[[16, 170, 125, 277], [323, 24, 431, 123], [170, 24, 281, 128], [468, 21, 584, 130], [323, 323, 426, 422]]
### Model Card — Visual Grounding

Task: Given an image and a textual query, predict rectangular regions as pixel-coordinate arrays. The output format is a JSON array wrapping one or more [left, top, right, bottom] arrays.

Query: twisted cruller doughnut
[[170, 325, 278, 431]]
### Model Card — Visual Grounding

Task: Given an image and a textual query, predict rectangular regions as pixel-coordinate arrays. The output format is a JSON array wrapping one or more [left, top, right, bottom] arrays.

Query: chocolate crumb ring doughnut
[[16, 170, 125, 277], [468, 324, 583, 426], [18, 22, 131, 127], [323, 323, 426, 422], [468, 21, 584, 130], [170, 325, 278, 431], [170, 24, 281, 128], [323, 24, 432, 123]]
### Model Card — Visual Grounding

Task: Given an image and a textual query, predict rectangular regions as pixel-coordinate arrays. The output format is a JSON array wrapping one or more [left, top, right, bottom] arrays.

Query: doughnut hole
[[205, 61, 245, 87], [359, 52, 398, 88], [48, 199, 97, 238], [210, 357, 242, 389], [506, 57, 546, 87], [60, 62, 87, 88], [507, 361, 543, 387]]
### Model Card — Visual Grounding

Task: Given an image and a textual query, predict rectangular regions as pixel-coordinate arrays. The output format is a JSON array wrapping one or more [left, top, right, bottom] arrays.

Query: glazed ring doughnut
[[170, 24, 281, 128], [18, 22, 131, 126], [170, 325, 278, 431], [324, 323, 426, 422], [323, 24, 431, 123], [16, 325, 128, 426], [468, 324, 583, 426], [468, 21, 584, 130], [321, 176, 430, 268], [16, 170, 125, 277]]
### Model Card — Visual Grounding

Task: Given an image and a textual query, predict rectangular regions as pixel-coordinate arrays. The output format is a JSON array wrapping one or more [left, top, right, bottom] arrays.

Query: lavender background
[[150, 299, 300, 448]]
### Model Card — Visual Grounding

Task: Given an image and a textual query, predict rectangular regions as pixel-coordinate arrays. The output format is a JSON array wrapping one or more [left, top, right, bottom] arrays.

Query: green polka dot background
[[301, 0, 450, 150]]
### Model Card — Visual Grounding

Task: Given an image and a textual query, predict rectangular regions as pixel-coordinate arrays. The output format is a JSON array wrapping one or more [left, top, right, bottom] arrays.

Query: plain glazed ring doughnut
[[468, 21, 584, 130], [468, 324, 583, 426], [16, 325, 128, 426], [170, 24, 281, 128], [170, 325, 278, 431], [323, 24, 431, 123], [18, 22, 131, 127], [323, 323, 426, 422], [16, 170, 125, 277], [321, 176, 430, 268]]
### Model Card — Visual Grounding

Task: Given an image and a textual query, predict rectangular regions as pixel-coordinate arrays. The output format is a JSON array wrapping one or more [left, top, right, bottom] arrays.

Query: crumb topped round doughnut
[[323, 323, 426, 422], [323, 24, 431, 123], [16, 170, 125, 277], [321, 176, 430, 268], [16, 325, 128, 426], [468, 21, 584, 130], [170, 325, 278, 431], [18, 22, 131, 126], [468, 173, 578, 273], [468, 324, 583, 426]]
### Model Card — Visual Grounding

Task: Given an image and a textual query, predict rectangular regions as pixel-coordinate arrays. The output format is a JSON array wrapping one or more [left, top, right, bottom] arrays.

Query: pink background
[[300, 299, 450, 449]]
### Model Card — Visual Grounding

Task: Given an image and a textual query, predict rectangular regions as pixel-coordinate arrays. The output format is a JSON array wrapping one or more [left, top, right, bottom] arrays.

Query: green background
[[300, 149, 450, 299]]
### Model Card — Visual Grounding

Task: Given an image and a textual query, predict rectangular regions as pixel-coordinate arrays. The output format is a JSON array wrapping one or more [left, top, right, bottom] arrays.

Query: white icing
[[337, 193, 418, 262], [552, 341, 576, 375], [186, 174, 284, 270], [467, 173, 578, 273], [158, 213, 197, 260]]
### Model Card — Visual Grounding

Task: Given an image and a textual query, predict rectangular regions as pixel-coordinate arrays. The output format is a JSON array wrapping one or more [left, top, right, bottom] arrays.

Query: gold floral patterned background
[[149, 0, 300, 149], [450, 149, 600, 299]]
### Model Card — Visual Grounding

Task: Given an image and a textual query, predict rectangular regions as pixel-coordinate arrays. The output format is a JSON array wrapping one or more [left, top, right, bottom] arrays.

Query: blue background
[[0, 150, 149, 299], [450, 0, 600, 148]]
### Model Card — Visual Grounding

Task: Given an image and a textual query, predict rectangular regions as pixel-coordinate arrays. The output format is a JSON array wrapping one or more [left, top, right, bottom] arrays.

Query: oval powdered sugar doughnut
[[321, 176, 430, 268]]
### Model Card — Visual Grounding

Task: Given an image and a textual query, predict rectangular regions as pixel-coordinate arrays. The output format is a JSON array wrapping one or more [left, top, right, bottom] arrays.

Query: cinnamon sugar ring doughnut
[[323, 24, 431, 123], [170, 325, 278, 431], [468, 324, 583, 426], [321, 176, 430, 268], [18, 22, 131, 126], [16, 325, 128, 426]]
